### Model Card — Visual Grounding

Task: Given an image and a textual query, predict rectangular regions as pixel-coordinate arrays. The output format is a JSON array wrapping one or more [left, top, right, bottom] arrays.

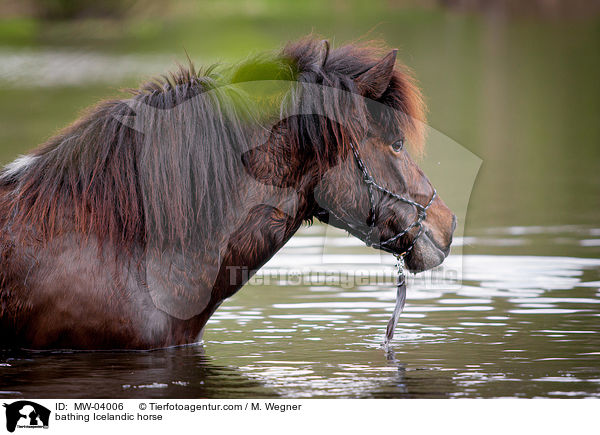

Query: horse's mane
[[0, 38, 425, 250]]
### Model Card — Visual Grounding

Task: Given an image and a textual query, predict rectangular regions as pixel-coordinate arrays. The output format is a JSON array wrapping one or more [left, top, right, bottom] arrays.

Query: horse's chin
[[404, 232, 450, 273]]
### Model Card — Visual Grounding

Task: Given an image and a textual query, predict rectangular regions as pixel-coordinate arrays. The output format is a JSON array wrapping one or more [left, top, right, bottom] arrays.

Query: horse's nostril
[[451, 214, 457, 233]]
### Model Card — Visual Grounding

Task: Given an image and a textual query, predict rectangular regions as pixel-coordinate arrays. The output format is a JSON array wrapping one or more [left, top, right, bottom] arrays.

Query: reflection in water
[[0, 346, 278, 399], [2, 226, 598, 398]]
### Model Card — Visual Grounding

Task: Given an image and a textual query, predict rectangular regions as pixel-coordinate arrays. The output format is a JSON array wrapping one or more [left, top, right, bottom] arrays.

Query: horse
[[0, 38, 456, 350]]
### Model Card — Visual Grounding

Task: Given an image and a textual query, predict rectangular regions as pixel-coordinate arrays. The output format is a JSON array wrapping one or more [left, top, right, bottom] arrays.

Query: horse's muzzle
[[405, 214, 456, 273]]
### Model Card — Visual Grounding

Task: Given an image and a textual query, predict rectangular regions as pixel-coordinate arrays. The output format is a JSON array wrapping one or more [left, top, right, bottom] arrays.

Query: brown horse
[[0, 38, 455, 349]]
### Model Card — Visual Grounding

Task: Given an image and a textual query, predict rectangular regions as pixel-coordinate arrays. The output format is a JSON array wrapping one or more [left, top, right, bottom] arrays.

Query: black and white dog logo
[[3, 401, 50, 432]]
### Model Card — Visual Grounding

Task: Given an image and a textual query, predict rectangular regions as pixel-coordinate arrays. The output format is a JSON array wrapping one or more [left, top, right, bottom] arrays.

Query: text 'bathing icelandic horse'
[[0, 38, 455, 350]]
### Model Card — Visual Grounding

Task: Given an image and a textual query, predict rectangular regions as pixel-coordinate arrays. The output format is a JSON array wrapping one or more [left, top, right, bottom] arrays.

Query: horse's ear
[[316, 40, 330, 69], [354, 49, 397, 99]]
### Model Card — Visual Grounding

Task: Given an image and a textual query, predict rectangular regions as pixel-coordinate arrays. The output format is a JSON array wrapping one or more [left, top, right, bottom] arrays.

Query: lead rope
[[384, 254, 407, 348], [347, 141, 436, 348]]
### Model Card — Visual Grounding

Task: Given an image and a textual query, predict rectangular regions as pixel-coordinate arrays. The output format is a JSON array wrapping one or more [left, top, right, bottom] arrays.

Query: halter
[[347, 140, 437, 259], [314, 137, 438, 345], [347, 139, 437, 347]]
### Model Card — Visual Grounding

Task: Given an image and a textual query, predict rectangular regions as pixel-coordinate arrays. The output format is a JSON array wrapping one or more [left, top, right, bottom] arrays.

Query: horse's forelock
[[283, 38, 427, 156]]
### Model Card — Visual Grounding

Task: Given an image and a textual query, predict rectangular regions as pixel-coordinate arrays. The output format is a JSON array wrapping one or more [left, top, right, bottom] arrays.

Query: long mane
[[0, 38, 426, 250]]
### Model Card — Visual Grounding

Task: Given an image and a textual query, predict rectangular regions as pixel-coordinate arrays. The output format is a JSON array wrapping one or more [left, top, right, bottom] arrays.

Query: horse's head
[[242, 40, 456, 272], [311, 47, 455, 272], [312, 128, 456, 273]]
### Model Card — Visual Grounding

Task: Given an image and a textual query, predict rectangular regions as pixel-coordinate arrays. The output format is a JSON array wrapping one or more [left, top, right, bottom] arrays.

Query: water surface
[[1, 225, 599, 398]]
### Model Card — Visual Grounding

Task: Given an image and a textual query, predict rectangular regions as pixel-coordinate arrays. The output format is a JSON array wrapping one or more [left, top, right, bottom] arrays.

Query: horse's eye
[[392, 139, 404, 152]]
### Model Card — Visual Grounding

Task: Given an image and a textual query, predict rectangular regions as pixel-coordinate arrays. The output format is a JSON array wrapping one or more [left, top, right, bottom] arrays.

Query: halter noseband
[[348, 139, 437, 261]]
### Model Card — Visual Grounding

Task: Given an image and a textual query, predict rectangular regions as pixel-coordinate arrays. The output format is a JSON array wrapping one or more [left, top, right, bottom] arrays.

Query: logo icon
[[3, 401, 50, 433]]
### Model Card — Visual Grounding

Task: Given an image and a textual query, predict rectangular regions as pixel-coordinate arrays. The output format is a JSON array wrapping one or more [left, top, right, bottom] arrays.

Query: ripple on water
[[2, 226, 599, 398]]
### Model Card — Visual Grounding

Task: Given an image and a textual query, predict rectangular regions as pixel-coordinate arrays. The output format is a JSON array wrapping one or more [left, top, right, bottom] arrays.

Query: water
[[1, 9, 599, 398], [0, 225, 598, 398]]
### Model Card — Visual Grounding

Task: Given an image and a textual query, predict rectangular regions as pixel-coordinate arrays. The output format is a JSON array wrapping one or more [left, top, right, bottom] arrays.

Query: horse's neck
[[227, 182, 306, 255], [221, 179, 308, 266], [143, 178, 311, 320]]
